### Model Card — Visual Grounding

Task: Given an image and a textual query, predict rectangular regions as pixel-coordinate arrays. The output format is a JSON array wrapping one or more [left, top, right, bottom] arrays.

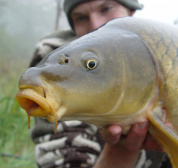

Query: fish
[[16, 17, 178, 167]]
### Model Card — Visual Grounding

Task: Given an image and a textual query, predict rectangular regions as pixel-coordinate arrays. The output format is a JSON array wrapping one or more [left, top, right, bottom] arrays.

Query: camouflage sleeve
[[29, 30, 76, 67], [31, 119, 104, 168], [32, 118, 172, 168], [135, 150, 172, 168]]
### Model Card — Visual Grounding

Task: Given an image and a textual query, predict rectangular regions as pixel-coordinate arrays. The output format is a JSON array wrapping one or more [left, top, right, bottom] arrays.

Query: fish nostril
[[64, 58, 69, 64], [58, 53, 70, 65]]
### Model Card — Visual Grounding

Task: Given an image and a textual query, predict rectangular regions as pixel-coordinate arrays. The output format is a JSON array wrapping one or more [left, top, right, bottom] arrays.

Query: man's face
[[71, 0, 135, 37]]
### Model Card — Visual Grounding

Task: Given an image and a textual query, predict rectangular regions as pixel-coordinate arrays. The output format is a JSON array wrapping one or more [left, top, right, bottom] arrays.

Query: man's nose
[[89, 14, 106, 31]]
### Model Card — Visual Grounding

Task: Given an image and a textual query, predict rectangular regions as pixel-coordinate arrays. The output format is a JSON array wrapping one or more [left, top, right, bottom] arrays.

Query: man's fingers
[[103, 120, 173, 153], [143, 133, 159, 151], [125, 120, 148, 152], [143, 121, 173, 152], [104, 125, 122, 145]]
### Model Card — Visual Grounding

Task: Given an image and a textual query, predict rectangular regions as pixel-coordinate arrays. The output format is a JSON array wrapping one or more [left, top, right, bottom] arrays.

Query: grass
[[0, 85, 37, 168], [0, 57, 37, 167]]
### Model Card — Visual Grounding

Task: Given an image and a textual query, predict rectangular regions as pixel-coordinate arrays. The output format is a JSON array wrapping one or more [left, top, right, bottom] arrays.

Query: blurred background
[[0, 0, 178, 167]]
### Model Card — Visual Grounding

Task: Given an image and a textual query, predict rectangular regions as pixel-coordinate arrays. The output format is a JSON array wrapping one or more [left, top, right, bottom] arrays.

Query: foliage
[[0, 0, 57, 167], [0, 83, 36, 167]]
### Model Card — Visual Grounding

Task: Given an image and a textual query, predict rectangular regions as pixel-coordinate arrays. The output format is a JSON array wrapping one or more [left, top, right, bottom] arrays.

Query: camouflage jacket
[[30, 30, 172, 168]]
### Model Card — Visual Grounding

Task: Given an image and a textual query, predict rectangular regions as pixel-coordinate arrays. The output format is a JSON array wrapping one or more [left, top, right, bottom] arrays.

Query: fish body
[[16, 17, 178, 167]]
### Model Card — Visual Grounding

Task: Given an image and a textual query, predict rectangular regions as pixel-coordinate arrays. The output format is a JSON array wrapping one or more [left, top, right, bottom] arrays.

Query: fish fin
[[148, 112, 178, 168]]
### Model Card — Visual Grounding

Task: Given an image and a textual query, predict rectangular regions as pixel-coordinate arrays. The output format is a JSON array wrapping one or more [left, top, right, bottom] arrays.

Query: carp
[[16, 17, 178, 167]]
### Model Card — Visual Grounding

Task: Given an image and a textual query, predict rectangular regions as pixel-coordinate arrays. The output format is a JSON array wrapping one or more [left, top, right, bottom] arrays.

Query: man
[[64, 0, 138, 37], [30, 0, 172, 168]]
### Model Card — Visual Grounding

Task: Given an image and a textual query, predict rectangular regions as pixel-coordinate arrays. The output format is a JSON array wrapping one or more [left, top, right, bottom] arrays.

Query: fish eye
[[80, 51, 99, 70], [86, 59, 98, 70]]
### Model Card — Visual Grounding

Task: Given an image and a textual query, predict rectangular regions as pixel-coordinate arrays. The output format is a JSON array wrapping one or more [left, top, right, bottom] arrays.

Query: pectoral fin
[[148, 112, 178, 168]]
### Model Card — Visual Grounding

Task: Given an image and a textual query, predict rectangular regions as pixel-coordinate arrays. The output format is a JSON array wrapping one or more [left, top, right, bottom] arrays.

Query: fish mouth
[[16, 88, 67, 133], [16, 88, 52, 117]]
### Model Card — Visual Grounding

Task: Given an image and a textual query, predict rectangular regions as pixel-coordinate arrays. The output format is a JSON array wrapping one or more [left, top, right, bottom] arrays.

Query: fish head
[[16, 21, 157, 127], [16, 29, 126, 124]]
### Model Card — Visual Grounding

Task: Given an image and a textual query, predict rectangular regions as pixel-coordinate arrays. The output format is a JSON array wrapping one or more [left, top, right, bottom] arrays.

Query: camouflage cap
[[63, 0, 143, 29]]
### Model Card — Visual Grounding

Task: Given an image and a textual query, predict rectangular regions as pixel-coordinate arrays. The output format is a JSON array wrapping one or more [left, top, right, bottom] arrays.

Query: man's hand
[[94, 120, 173, 168]]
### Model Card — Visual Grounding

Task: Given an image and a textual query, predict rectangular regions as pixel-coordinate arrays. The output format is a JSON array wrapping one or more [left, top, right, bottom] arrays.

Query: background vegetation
[[0, 0, 64, 167]]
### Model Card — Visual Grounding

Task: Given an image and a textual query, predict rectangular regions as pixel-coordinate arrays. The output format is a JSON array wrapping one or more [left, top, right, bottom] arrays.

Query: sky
[[135, 0, 178, 25]]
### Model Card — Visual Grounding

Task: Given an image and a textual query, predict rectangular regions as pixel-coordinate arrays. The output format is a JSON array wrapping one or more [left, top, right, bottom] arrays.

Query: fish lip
[[16, 89, 51, 117], [16, 88, 64, 133]]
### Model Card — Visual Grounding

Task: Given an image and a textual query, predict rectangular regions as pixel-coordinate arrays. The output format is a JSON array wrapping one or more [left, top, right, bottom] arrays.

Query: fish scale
[[121, 20, 178, 131], [16, 17, 178, 167]]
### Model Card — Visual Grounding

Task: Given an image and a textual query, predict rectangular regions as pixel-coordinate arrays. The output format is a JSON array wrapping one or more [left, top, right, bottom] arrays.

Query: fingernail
[[110, 129, 121, 137], [137, 121, 148, 129]]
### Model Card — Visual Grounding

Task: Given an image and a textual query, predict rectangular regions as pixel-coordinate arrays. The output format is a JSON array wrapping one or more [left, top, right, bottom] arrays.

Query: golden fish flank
[[16, 17, 178, 167]]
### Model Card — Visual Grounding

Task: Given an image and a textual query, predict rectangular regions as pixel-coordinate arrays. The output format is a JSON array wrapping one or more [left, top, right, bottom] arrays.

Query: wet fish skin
[[16, 17, 178, 167]]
